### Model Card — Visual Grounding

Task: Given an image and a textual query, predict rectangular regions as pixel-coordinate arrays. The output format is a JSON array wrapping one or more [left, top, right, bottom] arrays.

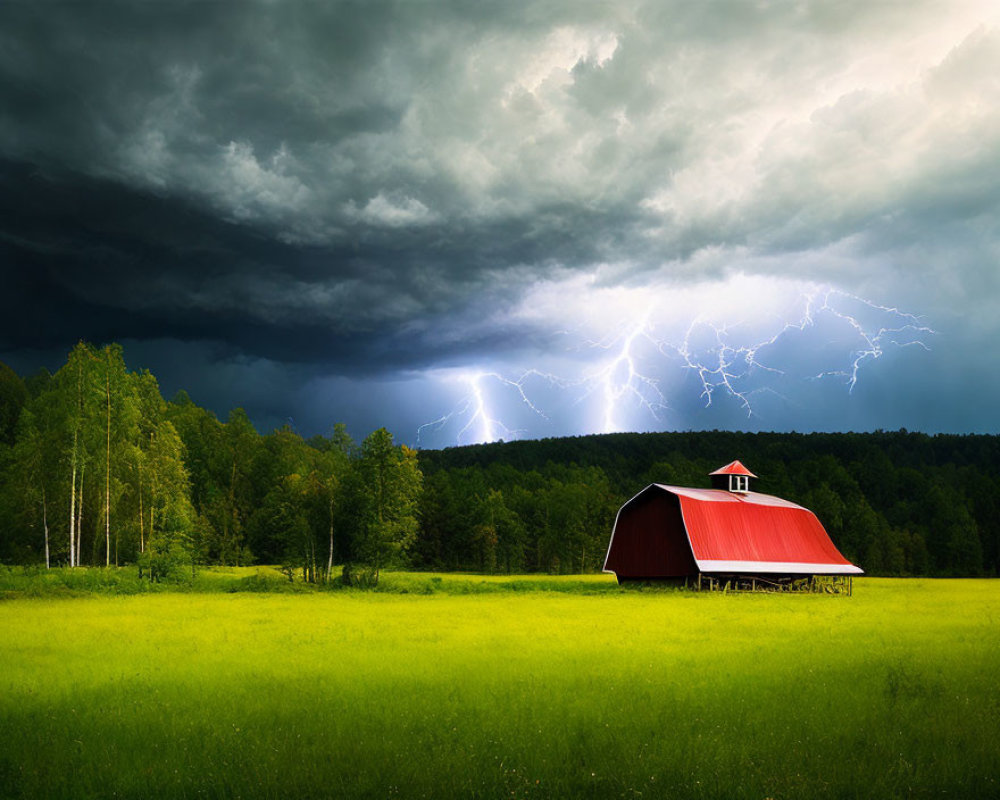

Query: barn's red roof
[[708, 460, 757, 478], [660, 485, 861, 574]]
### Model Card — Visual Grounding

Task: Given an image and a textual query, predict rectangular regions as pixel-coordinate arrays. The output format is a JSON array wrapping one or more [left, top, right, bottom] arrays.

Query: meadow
[[1, 573, 997, 799]]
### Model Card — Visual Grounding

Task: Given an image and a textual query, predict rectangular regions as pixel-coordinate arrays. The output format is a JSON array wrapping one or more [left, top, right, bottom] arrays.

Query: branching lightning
[[581, 314, 668, 433], [417, 280, 935, 447], [806, 289, 935, 391], [417, 369, 564, 446]]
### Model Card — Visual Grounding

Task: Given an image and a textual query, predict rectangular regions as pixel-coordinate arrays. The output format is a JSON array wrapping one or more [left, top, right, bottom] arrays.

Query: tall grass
[[1, 578, 997, 798], [0, 565, 622, 597]]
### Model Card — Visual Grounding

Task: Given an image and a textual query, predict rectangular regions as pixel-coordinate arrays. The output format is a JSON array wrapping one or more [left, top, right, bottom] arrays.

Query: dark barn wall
[[605, 489, 698, 579]]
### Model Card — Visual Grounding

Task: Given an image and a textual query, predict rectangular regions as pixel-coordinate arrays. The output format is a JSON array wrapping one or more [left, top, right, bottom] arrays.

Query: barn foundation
[[692, 573, 853, 594]]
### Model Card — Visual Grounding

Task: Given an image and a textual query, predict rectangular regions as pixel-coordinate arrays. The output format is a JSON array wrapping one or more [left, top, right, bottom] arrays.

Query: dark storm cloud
[[1, 0, 998, 437], [0, 157, 621, 371]]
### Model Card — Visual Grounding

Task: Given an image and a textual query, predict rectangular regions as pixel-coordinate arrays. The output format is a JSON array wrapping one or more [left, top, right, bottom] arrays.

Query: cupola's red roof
[[708, 460, 757, 478]]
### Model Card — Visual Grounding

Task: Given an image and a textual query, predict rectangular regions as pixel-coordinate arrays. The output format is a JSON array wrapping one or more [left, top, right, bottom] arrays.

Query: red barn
[[603, 461, 862, 589]]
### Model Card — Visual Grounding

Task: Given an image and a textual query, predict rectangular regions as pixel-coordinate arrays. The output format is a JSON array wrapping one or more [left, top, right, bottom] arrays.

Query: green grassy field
[[1, 575, 997, 799]]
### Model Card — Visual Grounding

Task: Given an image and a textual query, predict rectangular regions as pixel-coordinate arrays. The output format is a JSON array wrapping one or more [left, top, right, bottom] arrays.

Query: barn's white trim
[[696, 559, 864, 575]]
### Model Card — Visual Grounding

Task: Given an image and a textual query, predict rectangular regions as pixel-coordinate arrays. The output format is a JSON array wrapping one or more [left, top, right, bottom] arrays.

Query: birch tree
[[98, 344, 139, 566], [56, 342, 101, 567]]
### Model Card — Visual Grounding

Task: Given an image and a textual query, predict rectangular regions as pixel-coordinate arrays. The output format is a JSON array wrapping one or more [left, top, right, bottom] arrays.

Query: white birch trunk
[[43, 488, 50, 570], [77, 462, 85, 566], [137, 460, 145, 554], [105, 369, 111, 568], [69, 431, 77, 568], [327, 497, 334, 583]]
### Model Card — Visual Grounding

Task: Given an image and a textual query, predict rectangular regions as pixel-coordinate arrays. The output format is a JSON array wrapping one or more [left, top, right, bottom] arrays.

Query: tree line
[[0, 345, 420, 584], [417, 430, 999, 577], [1, 344, 997, 578]]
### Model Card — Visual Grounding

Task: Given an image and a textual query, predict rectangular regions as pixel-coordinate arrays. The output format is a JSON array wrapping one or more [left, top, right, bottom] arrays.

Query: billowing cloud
[[0, 0, 997, 442]]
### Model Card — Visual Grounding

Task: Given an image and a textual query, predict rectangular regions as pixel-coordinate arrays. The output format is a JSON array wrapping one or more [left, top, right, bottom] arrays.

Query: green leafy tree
[[239, 423, 352, 580], [260, 474, 313, 582], [314, 424, 353, 582], [345, 428, 422, 586], [0, 361, 28, 447], [97, 344, 140, 566], [132, 369, 168, 558], [2, 408, 54, 565], [473, 489, 527, 574], [414, 470, 461, 569], [23, 367, 53, 400], [139, 420, 195, 581], [220, 409, 261, 565], [166, 391, 229, 563]]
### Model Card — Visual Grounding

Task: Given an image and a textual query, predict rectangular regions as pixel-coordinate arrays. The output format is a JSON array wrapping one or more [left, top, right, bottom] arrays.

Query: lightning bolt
[[672, 319, 762, 413], [657, 287, 934, 417], [416, 369, 563, 446], [808, 290, 935, 391], [417, 282, 935, 446], [580, 314, 668, 433]]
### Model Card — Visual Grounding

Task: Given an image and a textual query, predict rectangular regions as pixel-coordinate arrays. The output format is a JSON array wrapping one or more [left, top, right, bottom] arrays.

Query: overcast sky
[[1, 1, 998, 446]]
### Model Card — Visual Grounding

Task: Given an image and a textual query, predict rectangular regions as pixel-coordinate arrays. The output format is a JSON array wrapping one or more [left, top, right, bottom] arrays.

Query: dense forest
[[0, 344, 996, 578]]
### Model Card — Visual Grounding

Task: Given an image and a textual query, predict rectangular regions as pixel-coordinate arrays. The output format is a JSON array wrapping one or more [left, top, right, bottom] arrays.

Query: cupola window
[[730, 474, 749, 493]]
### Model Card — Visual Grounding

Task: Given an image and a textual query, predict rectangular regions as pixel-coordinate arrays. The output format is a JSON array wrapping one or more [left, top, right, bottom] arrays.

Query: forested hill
[[416, 430, 1000, 578], [1, 346, 997, 579], [418, 429, 1000, 498]]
